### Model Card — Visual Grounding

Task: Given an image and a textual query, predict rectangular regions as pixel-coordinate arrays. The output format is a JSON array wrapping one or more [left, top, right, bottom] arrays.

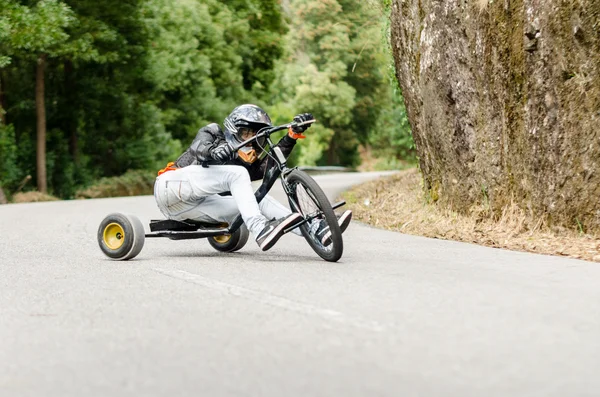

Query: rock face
[[391, 0, 600, 231]]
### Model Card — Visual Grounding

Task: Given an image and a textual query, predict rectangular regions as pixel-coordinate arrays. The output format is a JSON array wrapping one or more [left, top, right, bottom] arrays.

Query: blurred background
[[0, 0, 414, 201]]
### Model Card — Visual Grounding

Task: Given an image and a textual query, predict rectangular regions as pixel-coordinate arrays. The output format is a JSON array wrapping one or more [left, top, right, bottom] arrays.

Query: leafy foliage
[[268, 0, 413, 167], [1, 0, 74, 56], [0, 123, 21, 191], [366, 0, 415, 164], [75, 169, 156, 199], [0, 0, 412, 200]]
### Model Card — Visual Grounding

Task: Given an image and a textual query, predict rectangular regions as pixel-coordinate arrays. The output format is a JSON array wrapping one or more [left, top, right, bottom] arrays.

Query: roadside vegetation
[[343, 169, 600, 263], [0, 0, 414, 203]]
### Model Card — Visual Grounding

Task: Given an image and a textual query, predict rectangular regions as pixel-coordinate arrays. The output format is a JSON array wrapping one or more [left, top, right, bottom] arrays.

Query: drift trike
[[97, 119, 346, 262]]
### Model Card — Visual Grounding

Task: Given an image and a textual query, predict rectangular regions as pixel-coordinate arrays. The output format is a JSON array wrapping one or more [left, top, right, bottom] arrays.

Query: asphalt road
[[1, 171, 599, 397]]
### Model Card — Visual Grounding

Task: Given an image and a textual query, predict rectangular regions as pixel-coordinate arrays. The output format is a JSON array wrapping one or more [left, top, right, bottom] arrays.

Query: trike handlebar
[[231, 119, 316, 152]]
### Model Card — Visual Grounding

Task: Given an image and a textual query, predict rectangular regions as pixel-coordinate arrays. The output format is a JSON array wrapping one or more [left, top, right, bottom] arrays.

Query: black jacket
[[174, 123, 297, 181]]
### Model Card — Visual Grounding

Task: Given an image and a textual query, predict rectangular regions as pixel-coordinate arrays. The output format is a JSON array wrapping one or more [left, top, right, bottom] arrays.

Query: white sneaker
[[256, 213, 303, 251], [310, 210, 352, 246]]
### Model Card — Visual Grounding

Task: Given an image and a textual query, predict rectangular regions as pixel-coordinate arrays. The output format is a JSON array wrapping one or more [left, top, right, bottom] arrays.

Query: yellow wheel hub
[[213, 234, 232, 244], [103, 223, 125, 250]]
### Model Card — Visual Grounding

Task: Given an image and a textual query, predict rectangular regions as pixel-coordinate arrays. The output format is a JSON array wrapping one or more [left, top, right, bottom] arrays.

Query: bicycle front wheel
[[286, 170, 343, 262]]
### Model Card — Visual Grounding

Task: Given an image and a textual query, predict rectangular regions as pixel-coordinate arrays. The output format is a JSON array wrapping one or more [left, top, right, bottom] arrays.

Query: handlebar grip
[[293, 119, 316, 127]]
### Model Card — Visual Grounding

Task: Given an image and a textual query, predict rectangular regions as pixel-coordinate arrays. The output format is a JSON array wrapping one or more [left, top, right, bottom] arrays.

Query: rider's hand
[[288, 113, 314, 139], [211, 143, 235, 163], [292, 113, 314, 133]]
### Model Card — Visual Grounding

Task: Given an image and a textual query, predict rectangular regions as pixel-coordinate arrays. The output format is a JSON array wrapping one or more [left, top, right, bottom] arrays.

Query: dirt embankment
[[342, 169, 600, 263]]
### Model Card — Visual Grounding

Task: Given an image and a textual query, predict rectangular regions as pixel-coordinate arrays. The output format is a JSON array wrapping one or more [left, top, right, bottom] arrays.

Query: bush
[[12, 191, 60, 203], [0, 124, 21, 193], [75, 169, 156, 199]]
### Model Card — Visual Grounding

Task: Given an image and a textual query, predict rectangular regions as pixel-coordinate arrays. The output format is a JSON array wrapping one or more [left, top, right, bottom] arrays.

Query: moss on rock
[[390, 0, 600, 231]]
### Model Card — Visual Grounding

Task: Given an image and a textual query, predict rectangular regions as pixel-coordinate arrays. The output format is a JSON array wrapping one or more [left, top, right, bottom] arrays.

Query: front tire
[[286, 170, 343, 262], [208, 224, 249, 252], [97, 213, 145, 260]]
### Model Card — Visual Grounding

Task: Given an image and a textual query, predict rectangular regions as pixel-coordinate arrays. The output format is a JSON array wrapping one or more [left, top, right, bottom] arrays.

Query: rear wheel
[[208, 224, 249, 252], [97, 213, 145, 260], [286, 170, 343, 262]]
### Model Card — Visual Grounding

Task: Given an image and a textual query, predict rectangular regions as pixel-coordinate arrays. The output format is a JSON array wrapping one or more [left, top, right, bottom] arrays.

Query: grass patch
[[341, 168, 600, 263], [75, 170, 156, 199], [12, 191, 60, 203]]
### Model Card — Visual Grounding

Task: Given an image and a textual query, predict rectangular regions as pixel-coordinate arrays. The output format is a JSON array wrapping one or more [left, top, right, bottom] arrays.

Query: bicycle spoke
[[295, 183, 321, 216], [286, 169, 343, 262], [292, 181, 333, 252]]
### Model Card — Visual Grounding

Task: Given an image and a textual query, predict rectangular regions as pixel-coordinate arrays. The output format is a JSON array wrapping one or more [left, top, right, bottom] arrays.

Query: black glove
[[211, 143, 235, 163], [292, 113, 314, 133]]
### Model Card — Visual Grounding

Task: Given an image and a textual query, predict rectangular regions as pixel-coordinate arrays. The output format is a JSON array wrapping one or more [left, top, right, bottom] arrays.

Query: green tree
[[0, 0, 287, 199], [0, 0, 124, 193], [272, 0, 395, 167], [226, 0, 286, 94], [1, 0, 77, 192], [363, 0, 415, 168], [142, 0, 246, 141], [142, 0, 286, 144], [55, 0, 166, 185], [0, 5, 10, 125], [0, 123, 18, 201], [0, 0, 163, 196]]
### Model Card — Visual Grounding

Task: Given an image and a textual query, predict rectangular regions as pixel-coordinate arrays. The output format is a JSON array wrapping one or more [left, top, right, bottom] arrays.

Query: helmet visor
[[238, 126, 267, 149], [238, 127, 257, 142]]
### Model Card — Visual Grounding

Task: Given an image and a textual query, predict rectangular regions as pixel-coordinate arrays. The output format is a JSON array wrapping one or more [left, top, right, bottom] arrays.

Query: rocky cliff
[[391, 0, 600, 231]]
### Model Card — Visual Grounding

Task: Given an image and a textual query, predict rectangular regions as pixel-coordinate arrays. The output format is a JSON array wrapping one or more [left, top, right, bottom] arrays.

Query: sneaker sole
[[259, 214, 303, 251], [321, 230, 332, 246], [321, 211, 352, 247], [338, 211, 352, 233]]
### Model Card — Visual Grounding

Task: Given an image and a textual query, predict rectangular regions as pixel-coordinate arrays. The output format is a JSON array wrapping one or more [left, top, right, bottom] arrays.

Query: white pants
[[153, 165, 299, 236]]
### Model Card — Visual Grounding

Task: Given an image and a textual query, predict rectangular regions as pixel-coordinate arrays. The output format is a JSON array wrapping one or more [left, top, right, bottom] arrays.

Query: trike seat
[[149, 219, 227, 232]]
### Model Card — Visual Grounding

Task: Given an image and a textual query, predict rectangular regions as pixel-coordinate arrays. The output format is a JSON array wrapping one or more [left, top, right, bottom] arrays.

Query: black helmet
[[223, 104, 272, 147]]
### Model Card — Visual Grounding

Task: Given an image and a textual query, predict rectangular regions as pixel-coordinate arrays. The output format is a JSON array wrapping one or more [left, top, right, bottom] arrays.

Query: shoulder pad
[[205, 123, 223, 135], [194, 123, 223, 138]]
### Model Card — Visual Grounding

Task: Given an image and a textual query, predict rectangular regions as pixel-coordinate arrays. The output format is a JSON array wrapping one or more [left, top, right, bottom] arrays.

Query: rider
[[154, 104, 352, 251]]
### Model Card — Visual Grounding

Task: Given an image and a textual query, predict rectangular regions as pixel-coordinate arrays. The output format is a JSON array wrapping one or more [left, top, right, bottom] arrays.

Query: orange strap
[[158, 161, 178, 176], [288, 127, 306, 140]]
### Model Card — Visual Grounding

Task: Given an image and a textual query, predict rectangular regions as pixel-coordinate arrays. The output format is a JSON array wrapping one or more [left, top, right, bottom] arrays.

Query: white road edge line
[[154, 268, 386, 333]]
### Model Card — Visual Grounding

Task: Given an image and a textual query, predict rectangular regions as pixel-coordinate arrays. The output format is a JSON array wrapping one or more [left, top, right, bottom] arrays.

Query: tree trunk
[[64, 59, 78, 164], [390, 0, 600, 231], [327, 138, 337, 165], [36, 54, 47, 194], [0, 186, 6, 204]]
